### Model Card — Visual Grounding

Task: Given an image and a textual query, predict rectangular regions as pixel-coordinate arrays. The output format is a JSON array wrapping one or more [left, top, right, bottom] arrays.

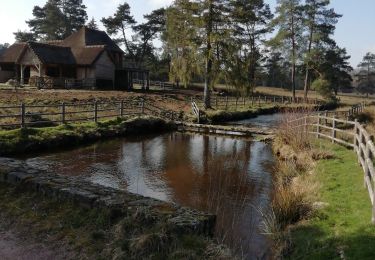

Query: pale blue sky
[[0, 0, 374, 67]]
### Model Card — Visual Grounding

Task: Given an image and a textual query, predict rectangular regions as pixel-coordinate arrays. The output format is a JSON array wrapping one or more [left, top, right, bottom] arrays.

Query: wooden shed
[[0, 27, 149, 90]]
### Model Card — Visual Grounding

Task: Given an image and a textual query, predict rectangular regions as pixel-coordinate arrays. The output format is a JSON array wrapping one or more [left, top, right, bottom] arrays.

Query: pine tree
[[268, 0, 304, 101], [226, 0, 273, 95], [133, 8, 166, 66], [101, 3, 137, 58], [356, 52, 375, 95], [61, 0, 88, 37], [13, 31, 37, 42], [21, 0, 87, 40], [315, 46, 352, 97], [264, 51, 291, 89], [302, 0, 341, 99], [87, 17, 99, 30]]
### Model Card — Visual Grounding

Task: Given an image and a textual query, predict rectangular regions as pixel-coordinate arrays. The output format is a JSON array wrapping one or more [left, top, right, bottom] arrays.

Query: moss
[[0, 116, 176, 156]]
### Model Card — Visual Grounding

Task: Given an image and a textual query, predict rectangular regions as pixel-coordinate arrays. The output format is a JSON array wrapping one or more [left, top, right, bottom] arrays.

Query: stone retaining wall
[[0, 158, 216, 236]]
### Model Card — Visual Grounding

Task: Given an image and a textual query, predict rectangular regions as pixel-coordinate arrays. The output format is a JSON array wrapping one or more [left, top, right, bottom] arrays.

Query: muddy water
[[22, 132, 275, 259]]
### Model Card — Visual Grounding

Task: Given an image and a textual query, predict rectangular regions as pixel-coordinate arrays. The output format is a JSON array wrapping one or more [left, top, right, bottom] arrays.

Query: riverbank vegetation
[[0, 116, 175, 156], [270, 112, 375, 258], [0, 182, 232, 259]]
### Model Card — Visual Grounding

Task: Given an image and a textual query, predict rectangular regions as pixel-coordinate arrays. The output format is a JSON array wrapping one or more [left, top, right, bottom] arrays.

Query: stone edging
[[0, 158, 216, 236]]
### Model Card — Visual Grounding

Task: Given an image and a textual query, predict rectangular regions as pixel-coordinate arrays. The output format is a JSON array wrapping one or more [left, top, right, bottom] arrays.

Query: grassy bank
[[0, 116, 175, 156], [205, 105, 278, 123], [290, 141, 375, 259], [0, 183, 230, 259], [271, 131, 375, 259]]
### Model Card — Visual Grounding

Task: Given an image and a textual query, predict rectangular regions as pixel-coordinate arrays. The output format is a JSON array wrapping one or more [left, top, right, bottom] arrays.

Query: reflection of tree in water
[[160, 134, 258, 257]]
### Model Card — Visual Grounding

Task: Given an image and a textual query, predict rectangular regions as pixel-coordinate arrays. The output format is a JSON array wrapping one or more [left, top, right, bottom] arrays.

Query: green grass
[[0, 116, 175, 156], [290, 141, 375, 259]]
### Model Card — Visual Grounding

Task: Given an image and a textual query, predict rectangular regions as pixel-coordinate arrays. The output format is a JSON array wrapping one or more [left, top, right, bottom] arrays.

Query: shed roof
[[28, 42, 76, 65], [62, 27, 123, 53], [71, 46, 106, 65], [0, 26, 122, 67], [0, 43, 26, 63]]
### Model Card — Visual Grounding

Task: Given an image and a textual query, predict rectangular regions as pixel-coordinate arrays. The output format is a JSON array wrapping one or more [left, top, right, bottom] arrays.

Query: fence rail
[[289, 104, 375, 223], [0, 99, 179, 129], [132, 79, 175, 90], [193, 95, 322, 110]]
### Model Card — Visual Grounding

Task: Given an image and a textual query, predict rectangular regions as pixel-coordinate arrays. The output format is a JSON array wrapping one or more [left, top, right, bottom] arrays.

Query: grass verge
[[289, 141, 375, 259], [0, 116, 176, 156], [0, 183, 230, 259]]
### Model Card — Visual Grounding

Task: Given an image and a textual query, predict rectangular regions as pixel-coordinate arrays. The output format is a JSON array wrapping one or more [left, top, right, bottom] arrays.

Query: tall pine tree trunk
[[304, 25, 314, 101], [204, 1, 213, 109], [291, 16, 296, 102]]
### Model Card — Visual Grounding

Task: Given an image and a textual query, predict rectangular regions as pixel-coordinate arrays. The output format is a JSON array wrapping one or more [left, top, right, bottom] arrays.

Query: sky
[[0, 0, 374, 67]]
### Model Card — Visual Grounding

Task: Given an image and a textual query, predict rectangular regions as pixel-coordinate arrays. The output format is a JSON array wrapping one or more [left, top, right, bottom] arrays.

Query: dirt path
[[0, 226, 76, 260]]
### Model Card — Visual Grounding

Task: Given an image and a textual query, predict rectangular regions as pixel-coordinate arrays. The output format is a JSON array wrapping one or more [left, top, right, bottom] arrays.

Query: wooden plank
[[365, 175, 374, 205], [366, 158, 375, 181]]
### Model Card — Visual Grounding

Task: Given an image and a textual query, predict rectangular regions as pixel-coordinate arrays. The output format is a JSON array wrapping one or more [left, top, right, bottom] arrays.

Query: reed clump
[[265, 108, 324, 257]]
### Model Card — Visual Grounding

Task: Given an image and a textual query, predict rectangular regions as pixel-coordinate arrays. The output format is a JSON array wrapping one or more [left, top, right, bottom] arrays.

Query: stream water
[[19, 113, 281, 259]]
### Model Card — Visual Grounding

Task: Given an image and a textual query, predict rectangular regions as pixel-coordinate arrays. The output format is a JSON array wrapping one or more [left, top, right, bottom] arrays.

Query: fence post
[[243, 97, 246, 107], [324, 110, 328, 126], [141, 99, 145, 114], [304, 116, 307, 134], [216, 96, 218, 108], [94, 101, 98, 123], [251, 96, 254, 106], [332, 116, 336, 143], [316, 114, 321, 138], [365, 140, 371, 190], [225, 96, 228, 110], [258, 96, 261, 106], [120, 100, 124, 117], [61, 102, 66, 124], [235, 98, 238, 111], [354, 119, 358, 150], [20, 103, 25, 128]]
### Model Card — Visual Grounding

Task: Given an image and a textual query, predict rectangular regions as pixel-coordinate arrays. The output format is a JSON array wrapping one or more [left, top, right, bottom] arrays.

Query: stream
[[18, 113, 282, 259]]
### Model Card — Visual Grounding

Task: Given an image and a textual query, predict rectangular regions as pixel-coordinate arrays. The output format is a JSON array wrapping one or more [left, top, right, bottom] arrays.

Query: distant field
[[190, 83, 374, 106]]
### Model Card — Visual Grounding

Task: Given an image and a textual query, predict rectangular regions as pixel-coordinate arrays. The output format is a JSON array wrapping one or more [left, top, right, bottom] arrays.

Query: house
[[0, 27, 150, 90]]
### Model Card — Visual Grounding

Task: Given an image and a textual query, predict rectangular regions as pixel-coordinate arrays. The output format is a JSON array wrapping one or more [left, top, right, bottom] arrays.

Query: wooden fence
[[0, 99, 179, 129], [289, 104, 375, 223], [191, 101, 201, 124], [133, 79, 175, 90], [194, 95, 322, 110]]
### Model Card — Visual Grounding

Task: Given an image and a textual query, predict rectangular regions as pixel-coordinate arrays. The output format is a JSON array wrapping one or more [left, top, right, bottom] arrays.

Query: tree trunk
[[304, 23, 314, 101], [204, 1, 213, 109], [291, 16, 296, 102]]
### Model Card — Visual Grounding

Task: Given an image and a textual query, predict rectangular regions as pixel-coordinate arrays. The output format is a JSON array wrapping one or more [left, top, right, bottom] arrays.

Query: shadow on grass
[[289, 223, 375, 259]]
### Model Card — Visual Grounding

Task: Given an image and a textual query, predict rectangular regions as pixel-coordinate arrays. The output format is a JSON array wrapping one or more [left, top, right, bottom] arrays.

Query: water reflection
[[23, 132, 274, 259], [228, 113, 284, 129]]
